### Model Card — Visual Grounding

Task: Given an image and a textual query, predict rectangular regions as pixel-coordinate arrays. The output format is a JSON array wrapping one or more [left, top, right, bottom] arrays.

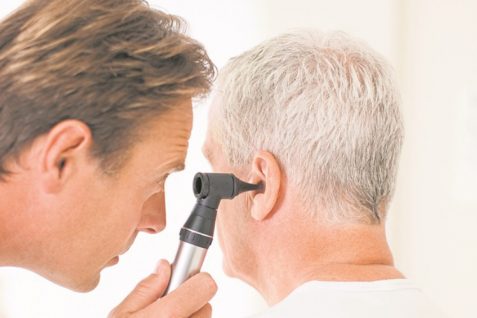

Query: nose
[[138, 191, 167, 234]]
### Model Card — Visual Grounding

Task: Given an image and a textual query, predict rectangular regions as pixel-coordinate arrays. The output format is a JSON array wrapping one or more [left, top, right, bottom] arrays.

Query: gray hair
[[212, 30, 404, 224]]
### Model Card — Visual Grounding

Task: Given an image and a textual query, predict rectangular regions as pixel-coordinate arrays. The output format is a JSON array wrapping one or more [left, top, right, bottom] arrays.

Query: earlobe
[[249, 151, 281, 221], [40, 120, 93, 193]]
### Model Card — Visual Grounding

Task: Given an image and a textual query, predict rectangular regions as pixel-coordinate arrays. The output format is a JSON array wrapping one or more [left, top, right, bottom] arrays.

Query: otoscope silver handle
[[163, 240, 208, 295]]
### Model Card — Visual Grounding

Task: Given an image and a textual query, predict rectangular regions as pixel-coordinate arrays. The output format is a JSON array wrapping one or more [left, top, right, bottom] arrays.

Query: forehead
[[204, 92, 223, 142], [123, 101, 193, 175], [140, 102, 192, 141], [207, 91, 222, 121], [203, 96, 227, 169]]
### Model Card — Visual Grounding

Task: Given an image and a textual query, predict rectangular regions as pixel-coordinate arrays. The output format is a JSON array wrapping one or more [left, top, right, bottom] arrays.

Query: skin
[[203, 93, 404, 305], [0, 99, 216, 317]]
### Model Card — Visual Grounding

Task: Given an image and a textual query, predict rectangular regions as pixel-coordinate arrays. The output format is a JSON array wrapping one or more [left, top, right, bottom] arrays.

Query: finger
[[190, 303, 212, 318], [141, 272, 217, 317], [113, 260, 171, 313]]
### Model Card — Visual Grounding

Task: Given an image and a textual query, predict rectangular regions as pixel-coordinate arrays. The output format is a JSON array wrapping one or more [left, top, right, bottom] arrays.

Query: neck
[[249, 217, 404, 305]]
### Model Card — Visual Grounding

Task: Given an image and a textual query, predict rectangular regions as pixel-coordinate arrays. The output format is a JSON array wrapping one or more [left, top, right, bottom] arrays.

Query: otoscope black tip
[[256, 181, 265, 192], [233, 178, 264, 197]]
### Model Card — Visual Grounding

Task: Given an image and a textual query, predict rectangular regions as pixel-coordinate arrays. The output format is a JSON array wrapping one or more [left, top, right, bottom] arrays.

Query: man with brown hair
[[0, 0, 217, 317]]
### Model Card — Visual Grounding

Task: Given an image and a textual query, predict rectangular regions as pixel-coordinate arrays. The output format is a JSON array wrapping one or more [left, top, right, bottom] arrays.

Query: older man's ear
[[249, 151, 281, 221]]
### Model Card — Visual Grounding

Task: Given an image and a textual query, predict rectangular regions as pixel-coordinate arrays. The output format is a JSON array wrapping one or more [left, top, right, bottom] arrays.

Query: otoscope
[[163, 172, 262, 295]]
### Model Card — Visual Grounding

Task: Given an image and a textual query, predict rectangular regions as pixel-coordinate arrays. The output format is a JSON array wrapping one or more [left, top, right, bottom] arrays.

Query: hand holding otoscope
[[163, 172, 263, 295]]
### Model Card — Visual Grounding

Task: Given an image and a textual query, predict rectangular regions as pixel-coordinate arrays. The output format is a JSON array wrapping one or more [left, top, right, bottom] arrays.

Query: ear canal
[[58, 158, 66, 170]]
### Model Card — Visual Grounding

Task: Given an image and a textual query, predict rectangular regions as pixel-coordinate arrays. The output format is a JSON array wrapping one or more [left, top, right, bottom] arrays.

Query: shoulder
[[246, 280, 448, 318]]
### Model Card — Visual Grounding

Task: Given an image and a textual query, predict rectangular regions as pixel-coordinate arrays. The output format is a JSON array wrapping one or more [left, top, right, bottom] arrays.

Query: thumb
[[112, 260, 171, 314]]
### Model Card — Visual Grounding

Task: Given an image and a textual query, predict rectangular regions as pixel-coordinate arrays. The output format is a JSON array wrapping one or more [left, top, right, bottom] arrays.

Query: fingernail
[[154, 259, 167, 274]]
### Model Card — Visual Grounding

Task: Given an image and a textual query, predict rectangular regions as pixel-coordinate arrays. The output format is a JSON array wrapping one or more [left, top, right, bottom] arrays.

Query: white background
[[0, 0, 476, 317]]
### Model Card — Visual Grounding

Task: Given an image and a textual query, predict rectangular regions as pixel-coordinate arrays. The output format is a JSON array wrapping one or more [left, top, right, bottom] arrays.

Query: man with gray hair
[[202, 31, 445, 317]]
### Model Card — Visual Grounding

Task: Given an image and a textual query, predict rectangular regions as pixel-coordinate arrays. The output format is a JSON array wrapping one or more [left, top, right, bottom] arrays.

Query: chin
[[222, 258, 237, 278], [38, 267, 101, 293], [70, 273, 101, 293], [223, 258, 259, 292]]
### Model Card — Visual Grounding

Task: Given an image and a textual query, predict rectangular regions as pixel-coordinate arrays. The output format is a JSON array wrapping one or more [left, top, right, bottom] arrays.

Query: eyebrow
[[155, 160, 184, 184]]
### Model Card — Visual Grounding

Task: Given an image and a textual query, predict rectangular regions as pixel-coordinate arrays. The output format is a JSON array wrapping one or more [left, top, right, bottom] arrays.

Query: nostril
[[145, 221, 166, 234], [138, 218, 166, 234], [143, 228, 158, 234]]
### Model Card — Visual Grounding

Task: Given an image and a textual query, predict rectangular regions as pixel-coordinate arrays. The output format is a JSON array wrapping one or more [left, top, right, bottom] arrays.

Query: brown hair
[[0, 0, 215, 177]]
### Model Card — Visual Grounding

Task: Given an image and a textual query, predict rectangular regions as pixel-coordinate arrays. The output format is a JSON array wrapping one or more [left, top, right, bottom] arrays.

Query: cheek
[[217, 198, 248, 251], [216, 204, 235, 275], [216, 197, 254, 277], [89, 185, 144, 251], [109, 192, 144, 233]]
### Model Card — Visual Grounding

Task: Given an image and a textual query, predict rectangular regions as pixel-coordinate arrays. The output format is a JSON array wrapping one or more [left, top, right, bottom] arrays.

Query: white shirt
[[248, 279, 446, 318]]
